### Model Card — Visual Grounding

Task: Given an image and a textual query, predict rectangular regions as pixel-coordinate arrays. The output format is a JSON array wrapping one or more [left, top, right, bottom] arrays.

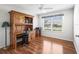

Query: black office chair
[[22, 30, 29, 45]]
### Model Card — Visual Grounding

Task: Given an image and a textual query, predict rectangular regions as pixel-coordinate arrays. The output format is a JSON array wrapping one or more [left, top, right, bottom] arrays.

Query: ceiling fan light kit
[[39, 4, 53, 10]]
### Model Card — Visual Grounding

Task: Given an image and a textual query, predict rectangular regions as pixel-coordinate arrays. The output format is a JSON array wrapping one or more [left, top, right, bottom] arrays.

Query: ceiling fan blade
[[43, 8, 53, 9]]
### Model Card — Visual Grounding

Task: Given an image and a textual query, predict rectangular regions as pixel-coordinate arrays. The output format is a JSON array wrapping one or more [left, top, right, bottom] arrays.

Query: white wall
[[74, 5, 79, 54], [38, 8, 74, 41], [0, 9, 10, 48]]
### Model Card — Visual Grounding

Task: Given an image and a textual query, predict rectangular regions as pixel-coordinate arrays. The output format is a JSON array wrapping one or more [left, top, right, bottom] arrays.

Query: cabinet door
[[16, 26, 22, 34], [14, 14, 25, 24]]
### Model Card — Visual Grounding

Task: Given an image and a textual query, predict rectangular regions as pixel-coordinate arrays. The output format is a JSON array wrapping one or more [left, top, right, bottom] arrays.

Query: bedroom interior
[[0, 4, 79, 54]]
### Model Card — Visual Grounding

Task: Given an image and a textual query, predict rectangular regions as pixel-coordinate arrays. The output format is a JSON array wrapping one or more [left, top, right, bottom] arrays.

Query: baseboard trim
[[42, 35, 73, 42]]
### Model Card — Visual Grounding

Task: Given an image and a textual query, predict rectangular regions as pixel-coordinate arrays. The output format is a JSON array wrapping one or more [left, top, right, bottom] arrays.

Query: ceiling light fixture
[[39, 4, 53, 10]]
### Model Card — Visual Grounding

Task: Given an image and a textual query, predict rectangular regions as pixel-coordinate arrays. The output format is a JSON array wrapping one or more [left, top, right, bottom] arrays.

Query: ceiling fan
[[39, 4, 53, 10]]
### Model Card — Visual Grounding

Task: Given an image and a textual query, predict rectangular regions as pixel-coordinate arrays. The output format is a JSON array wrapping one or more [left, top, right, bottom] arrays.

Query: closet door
[[74, 5, 79, 53]]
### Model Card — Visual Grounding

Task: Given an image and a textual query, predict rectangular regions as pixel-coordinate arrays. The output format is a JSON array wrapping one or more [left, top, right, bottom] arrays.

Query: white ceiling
[[0, 4, 74, 14]]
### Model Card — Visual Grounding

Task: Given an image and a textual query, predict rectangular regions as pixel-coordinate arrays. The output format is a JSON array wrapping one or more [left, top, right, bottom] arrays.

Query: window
[[43, 17, 51, 31], [42, 14, 64, 31]]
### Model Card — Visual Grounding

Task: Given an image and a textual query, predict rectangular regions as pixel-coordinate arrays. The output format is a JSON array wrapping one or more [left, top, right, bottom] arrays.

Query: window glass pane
[[42, 14, 64, 31]]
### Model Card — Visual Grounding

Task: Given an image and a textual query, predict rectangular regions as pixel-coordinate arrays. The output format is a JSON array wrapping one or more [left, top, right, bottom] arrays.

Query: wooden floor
[[0, 36, 76, 54]]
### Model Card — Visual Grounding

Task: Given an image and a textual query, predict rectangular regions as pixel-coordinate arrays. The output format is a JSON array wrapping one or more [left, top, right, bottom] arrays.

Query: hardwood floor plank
[[0, 36, 76, 54]]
